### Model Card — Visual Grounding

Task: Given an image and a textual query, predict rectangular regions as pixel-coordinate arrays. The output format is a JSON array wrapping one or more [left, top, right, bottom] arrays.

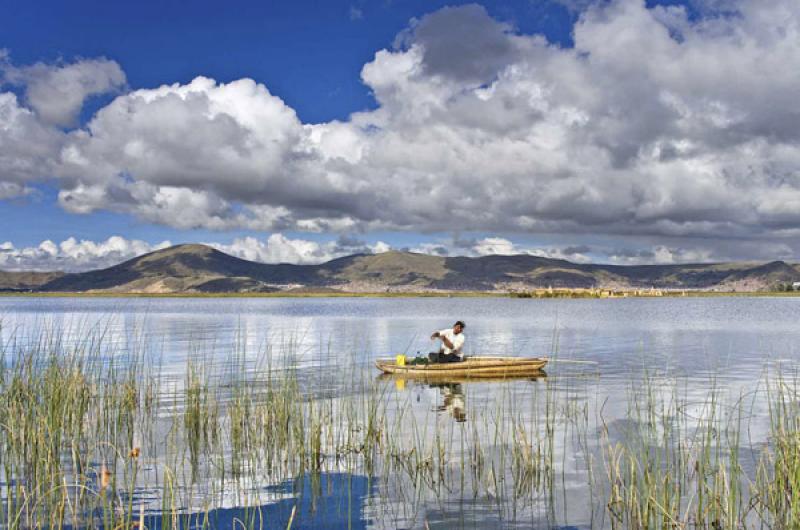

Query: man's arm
[[431, 330, 455, 349]]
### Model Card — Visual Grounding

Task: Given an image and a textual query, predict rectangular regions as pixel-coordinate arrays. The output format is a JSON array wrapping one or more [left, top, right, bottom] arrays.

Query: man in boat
[[428, 321, 465, 363]]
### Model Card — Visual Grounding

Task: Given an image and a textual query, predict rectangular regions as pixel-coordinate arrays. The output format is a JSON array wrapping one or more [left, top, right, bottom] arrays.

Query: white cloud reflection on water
[[0, 296, 797, 527]]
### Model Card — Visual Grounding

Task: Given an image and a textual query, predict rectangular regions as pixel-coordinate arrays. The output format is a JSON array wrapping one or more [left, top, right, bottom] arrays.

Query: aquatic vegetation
[[752, 370, 800, 527], [0, 322, 797, 528]]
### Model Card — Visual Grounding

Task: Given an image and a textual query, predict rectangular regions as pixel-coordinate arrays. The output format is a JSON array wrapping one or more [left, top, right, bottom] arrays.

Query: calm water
[[1, 296, 799, 528]]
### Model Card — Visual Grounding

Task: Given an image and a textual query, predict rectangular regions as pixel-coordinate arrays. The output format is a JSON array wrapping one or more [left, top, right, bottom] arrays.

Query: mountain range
[[2, 244, 800, 294]]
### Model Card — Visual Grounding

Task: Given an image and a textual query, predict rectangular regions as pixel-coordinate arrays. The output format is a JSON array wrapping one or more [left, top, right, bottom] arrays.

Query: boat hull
[[375, 356, 548, 378]]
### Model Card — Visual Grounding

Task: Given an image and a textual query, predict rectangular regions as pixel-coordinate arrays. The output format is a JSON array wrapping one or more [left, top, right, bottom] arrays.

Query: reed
[[751, 369, 800, 527], [0, 321, 797, 529]]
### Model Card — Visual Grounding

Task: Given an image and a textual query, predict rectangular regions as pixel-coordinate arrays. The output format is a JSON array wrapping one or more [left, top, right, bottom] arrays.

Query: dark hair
[[454, 321, 465, 328]]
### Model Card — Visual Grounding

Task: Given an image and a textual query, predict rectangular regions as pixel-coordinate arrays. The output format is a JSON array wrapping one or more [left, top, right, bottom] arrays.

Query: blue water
[[3, 296, 798, 380], [1, 296, 798, 528]]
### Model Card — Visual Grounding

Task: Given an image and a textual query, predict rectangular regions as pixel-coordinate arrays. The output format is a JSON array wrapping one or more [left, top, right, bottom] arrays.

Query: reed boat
[[377, 372, 547, 385], [375, 356, 548, 378]]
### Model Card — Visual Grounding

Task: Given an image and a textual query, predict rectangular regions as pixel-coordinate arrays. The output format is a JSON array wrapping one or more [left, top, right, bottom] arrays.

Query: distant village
[[514, 287, 671, 298], [515, 282, 800, 298]]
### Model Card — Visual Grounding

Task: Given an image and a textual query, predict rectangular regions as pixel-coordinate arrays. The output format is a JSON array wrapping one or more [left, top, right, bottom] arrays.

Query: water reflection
[[383, 373, 547, 424], [137, 473, 370, 530], [2, 297, 800, 528], [432, 383, 466, 422]]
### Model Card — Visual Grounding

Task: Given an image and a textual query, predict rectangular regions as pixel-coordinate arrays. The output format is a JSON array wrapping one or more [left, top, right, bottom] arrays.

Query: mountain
[[0, 270, 64, 292], [4, 244, 800, 294], [41, 244, 327, 293]]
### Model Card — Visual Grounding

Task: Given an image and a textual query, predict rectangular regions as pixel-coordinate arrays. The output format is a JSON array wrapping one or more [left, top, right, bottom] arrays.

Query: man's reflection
[[432, 382, 466, 422], [383, 373, 547, 424]]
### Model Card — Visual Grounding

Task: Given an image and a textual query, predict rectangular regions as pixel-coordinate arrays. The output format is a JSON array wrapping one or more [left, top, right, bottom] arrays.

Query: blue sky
[[4, 0, 577, 125], [2, 0, 576, 250], [2, 0, 800, 270]]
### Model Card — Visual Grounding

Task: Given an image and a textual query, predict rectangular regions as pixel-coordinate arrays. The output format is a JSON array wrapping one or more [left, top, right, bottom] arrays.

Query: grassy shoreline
[[0, 290, 502, 299]]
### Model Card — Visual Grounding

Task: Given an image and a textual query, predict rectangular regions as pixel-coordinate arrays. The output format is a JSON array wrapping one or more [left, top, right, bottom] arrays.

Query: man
[[429, 321, 466, 363]]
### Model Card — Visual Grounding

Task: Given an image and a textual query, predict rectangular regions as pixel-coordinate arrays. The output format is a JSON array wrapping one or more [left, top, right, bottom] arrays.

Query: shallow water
[[1, 296, 799, 528]]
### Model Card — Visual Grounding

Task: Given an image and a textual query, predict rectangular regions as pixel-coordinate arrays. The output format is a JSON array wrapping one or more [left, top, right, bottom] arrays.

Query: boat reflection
[[379, 372, 547, 423]]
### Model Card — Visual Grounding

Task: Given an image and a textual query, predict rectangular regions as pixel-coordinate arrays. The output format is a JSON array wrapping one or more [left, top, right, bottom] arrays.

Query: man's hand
[[431, 332, 440, 340]]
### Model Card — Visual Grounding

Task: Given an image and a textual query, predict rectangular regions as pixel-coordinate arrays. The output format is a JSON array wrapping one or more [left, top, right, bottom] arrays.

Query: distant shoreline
[[5, 244, 800, 294], [2, 290, 800, 299]]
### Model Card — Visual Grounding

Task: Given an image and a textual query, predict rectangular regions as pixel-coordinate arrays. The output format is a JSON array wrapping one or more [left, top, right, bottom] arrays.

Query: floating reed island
[[0, 324, 798, 528], [513, 287, 674, 298]]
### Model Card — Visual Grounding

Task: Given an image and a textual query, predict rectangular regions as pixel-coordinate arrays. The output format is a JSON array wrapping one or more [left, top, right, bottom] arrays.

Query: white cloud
[[0, 92, 63, 197], [2, 55, 125, 127], [55, 76, 313, 229], [210, 233, 392, 265], [0, 236, 171, 272], [411, 236, 595, 263], [607, 245, 715, 265], [471, 237, 517, 256], [3, 1, 800, 260], [0, 182, 32, 200], [0, 234, 390, 271], [607, 240, 795, 264], [349, 6, 363, 21], [211, 235, 326, 265], [0, 232, 789, 272]]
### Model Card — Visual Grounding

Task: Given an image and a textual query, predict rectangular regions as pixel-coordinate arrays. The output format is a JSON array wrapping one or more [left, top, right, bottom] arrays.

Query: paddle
[[541, 358, 598, 365]]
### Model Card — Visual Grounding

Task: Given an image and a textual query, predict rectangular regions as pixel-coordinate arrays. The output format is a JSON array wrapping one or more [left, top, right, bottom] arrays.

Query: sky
[[1, 0, 800, 271]]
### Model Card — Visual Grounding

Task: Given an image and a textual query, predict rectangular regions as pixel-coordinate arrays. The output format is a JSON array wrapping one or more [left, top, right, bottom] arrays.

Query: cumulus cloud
[[0, 236, 170, 272], [466, 237, 595, 262], [607, 239, 797, 265], [409, 235, 790, 265], [0, 92, 63, 197], [412, 236, 595, 263], [393, 4, 523, 84], [210, 233, 391, 265], [0, 234, 392, 271], [324, 0, 800, 242], [3, 0, 800, 261], [54, 76, 335, 229], [2, 54, 126, 127], [607, 246, 713, 265], [472, 237, 517, 256], [2, 231, 785, 271]]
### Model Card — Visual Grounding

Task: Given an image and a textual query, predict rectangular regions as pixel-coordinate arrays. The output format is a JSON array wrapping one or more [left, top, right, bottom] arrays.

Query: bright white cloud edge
[[0, 233, 768, 272]]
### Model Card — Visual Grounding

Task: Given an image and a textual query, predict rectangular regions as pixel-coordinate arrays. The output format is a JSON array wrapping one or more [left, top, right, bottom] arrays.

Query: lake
[[1, 296, 798, 528]]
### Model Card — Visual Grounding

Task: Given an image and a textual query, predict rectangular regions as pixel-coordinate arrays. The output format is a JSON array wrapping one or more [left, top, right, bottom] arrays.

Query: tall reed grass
[[0, 322, 797, 529]]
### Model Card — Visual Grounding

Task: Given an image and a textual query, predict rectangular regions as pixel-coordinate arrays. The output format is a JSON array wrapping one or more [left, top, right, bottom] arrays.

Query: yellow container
[[396, 354, 406, 366]]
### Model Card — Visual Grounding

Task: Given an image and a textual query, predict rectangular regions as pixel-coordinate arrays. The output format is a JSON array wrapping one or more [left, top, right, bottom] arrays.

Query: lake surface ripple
[[0, 296, 798, 529]]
